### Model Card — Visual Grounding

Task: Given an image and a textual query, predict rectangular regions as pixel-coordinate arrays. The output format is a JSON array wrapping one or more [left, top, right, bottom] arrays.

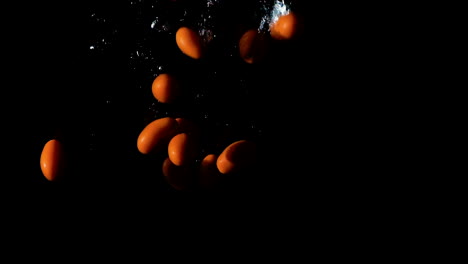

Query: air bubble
[[150, 17, 171, 33], [150, 19, 158, 29]]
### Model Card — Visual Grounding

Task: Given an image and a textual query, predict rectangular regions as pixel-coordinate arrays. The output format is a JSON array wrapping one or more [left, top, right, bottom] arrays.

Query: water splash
[[271, 0, 290, 24], [259, 0, 290, 32]]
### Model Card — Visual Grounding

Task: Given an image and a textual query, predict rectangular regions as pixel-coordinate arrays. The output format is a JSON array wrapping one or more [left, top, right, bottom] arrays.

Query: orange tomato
[[40, 139, 64, 181], [137, 117, 178, 154], [168, 133, 197, 166], [152, 73, 180, 104], [176, 27, 203, 59], [270, 12, 301, 40], [217, 140, 256, 174], [162, 157, 193, 191], [199, 154, 222, 190], [239, 29, 269, 64]]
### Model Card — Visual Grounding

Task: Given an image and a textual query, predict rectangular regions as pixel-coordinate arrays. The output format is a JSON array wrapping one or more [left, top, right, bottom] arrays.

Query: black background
[[3, 0, 398, 203], [0, 2, 428, 254], [3, 1, 314, 192]]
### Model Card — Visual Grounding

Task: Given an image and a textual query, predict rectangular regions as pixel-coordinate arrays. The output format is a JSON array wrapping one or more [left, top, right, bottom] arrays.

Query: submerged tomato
[[176, 27, 204, 59], [217, 140, 256, 174], [270, 12, 301, 40], [152, 73, 180, 104], [40, 139, 64, 181], [137, 117, 179, 154]]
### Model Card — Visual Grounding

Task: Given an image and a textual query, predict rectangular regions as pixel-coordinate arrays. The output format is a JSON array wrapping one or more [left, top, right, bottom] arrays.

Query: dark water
[[1, 1, 414, 241], [5, 0, 398, 207], [4, 0, 312, 194]]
